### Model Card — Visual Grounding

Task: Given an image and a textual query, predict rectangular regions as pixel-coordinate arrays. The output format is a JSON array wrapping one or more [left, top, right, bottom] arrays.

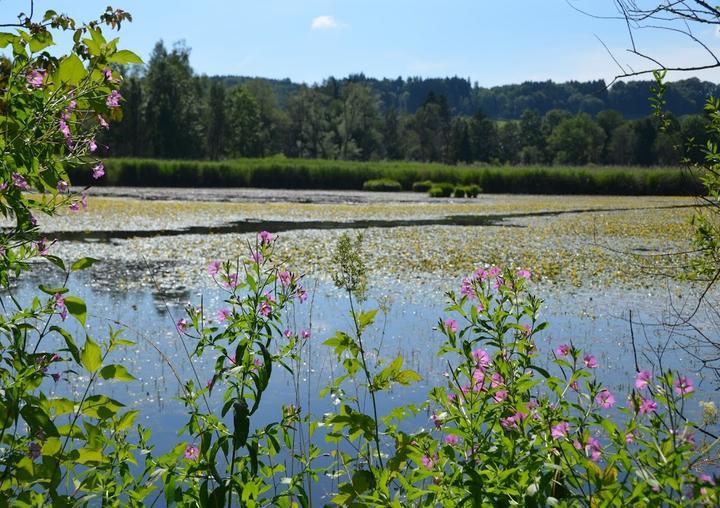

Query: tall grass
[[68, 157, 704, 195]]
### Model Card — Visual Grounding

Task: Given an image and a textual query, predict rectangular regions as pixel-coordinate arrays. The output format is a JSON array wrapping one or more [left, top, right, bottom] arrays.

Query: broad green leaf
[[44, 255, 66, 272], [50, 325, 80, 363], [71, 257, 100, 272], [39, 284, 68, 295], [396, 369, 422, 385], [29, 31, 53, 53], [57, 54, 85, 86], [109, 49, 143, 65], [81, 336, 102, 373], [116, 410, 139, 431], [64, 296, 87, 325], [0, 32, 17, 48], [100, 364, 135, 382], [73, 447, 107, 465]]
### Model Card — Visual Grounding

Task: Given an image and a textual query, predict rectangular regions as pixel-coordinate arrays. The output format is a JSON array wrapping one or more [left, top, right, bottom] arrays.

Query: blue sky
[[3, 0, 719, 85]]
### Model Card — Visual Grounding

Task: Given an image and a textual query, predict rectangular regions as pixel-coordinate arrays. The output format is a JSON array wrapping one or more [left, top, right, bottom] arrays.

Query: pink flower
[[625, 432, 634, 444], [103, 68, 113, 81], [89, 139, 98, 153], [36, 238, 49, 256], [595, 389, 616, 409], [278, 270, 292, 286], [638, 397, 657, 415], [92, 163, 105, 180], [471, 368, 485, 392], [674, 375, 694, 396], [250, 250, 264, 264], [176, 318, 188, 333], [283, 329, 293, 339], [430, 413, 443, 429], [28, 442, 42, 460], [98, 115, 109, 129], [493, 390, 508, 402], [447, 392, 456, 403], [444, 319, 458, 333], [551, 422, 570, 439], [635, 370, 652, 390], [51, 373, 61, 383], [208, 260, 222, 277], [472, 348, 491, 369], [583, 354, 597, 369], [488, 266, 502, 278], [54, 293, 67, 321], [11, 172, 28, 190], [226, 273, 239, 289], [258, 230, 276, 244], [297, 286, 308, 303], [570, 380, 579, 391], [585, 437, 602, 462], [59, 118, 71, 141], [444, 434, 460, 446], [106, 90, 122, 108], [184, 444, 199, 461], [555, 344, 570, 357], [69, 202, 80, 212], [67, 99, 77, 112], [516, 269, 531, 280], [56, 180, 69, 193], [460, 277, 476, 299], [300, 329, 311, 340], [501, 411, 526, 429], [259, 301, 272, 317], [81, 192, 88, 210], [26, 69, 46, 89], [491, 372, 504, 388], [217, 308, 231, 322], [473, 267, 487, 281], [421, 455, 435, 470]]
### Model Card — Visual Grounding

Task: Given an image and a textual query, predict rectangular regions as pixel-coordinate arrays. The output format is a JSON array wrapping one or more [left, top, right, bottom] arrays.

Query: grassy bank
[[68, 158, 704, 195]]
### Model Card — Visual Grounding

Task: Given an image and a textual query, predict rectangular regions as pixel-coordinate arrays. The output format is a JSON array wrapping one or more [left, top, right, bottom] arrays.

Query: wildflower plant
[[164, 232, 315, 506], [0, 5, 152, 505], [396, 266, 719, 506]]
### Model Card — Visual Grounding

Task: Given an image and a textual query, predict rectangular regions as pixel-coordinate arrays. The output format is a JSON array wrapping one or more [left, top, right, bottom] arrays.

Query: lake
[[13, 188, 720, 490]]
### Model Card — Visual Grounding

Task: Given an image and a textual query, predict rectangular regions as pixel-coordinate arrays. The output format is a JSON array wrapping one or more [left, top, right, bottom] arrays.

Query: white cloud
[[311, 15, 340, 30]]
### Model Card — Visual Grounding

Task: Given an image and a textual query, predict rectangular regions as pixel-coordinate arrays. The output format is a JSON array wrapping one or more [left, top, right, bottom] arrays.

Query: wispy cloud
[[311, 15, 343, 30]]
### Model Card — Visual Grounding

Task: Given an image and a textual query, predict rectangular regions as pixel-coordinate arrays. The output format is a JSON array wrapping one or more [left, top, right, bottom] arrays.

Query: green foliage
[[411, 179, 434, 192], [362, 178, 402, 192], [70, 157, 703, 195], [428, 182, 455, 198]]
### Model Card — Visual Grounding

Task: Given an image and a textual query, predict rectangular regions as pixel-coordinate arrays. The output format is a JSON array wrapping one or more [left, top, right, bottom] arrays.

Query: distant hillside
[[210, 74, 719, 119]]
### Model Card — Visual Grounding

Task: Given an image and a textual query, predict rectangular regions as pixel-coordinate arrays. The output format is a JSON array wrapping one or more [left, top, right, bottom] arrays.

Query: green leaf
[[109, 49, 143, 65], [73, 447, 107, 465], [116, 410, 139, 431], [100, 364, 135, 382], [0, 33, 17, 49], [29, 31, 53, 53], [57, 54, 85, 86], [39, 285, 68, 295], [352, 470, 375, 494], [44, 255, 66, 272], [71, 257, 100, 272], [50, 325, 80, 363], [81, 336, 102, 373], [64, 296, 87, 325], [396, 369, 422, 385]]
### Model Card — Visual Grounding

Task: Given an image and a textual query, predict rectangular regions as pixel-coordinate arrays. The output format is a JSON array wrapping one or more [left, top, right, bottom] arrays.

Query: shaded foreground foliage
[[68, 158, 704, 196]]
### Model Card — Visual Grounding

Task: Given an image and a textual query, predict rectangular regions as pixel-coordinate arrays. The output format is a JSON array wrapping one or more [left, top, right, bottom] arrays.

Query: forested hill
[[211, 74, 718, 119]]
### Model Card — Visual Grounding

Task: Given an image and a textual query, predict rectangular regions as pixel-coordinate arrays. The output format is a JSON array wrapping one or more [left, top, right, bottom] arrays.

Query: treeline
[[101, 41, 716, 165]]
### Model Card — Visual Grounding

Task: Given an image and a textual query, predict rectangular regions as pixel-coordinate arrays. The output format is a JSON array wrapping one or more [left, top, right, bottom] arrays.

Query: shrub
[[453, 186, 467, 198], [362, 178, 402, 192], [412, 180, 434, 192], [428, 182, 455, 198], [467, 183, 482, 197]]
